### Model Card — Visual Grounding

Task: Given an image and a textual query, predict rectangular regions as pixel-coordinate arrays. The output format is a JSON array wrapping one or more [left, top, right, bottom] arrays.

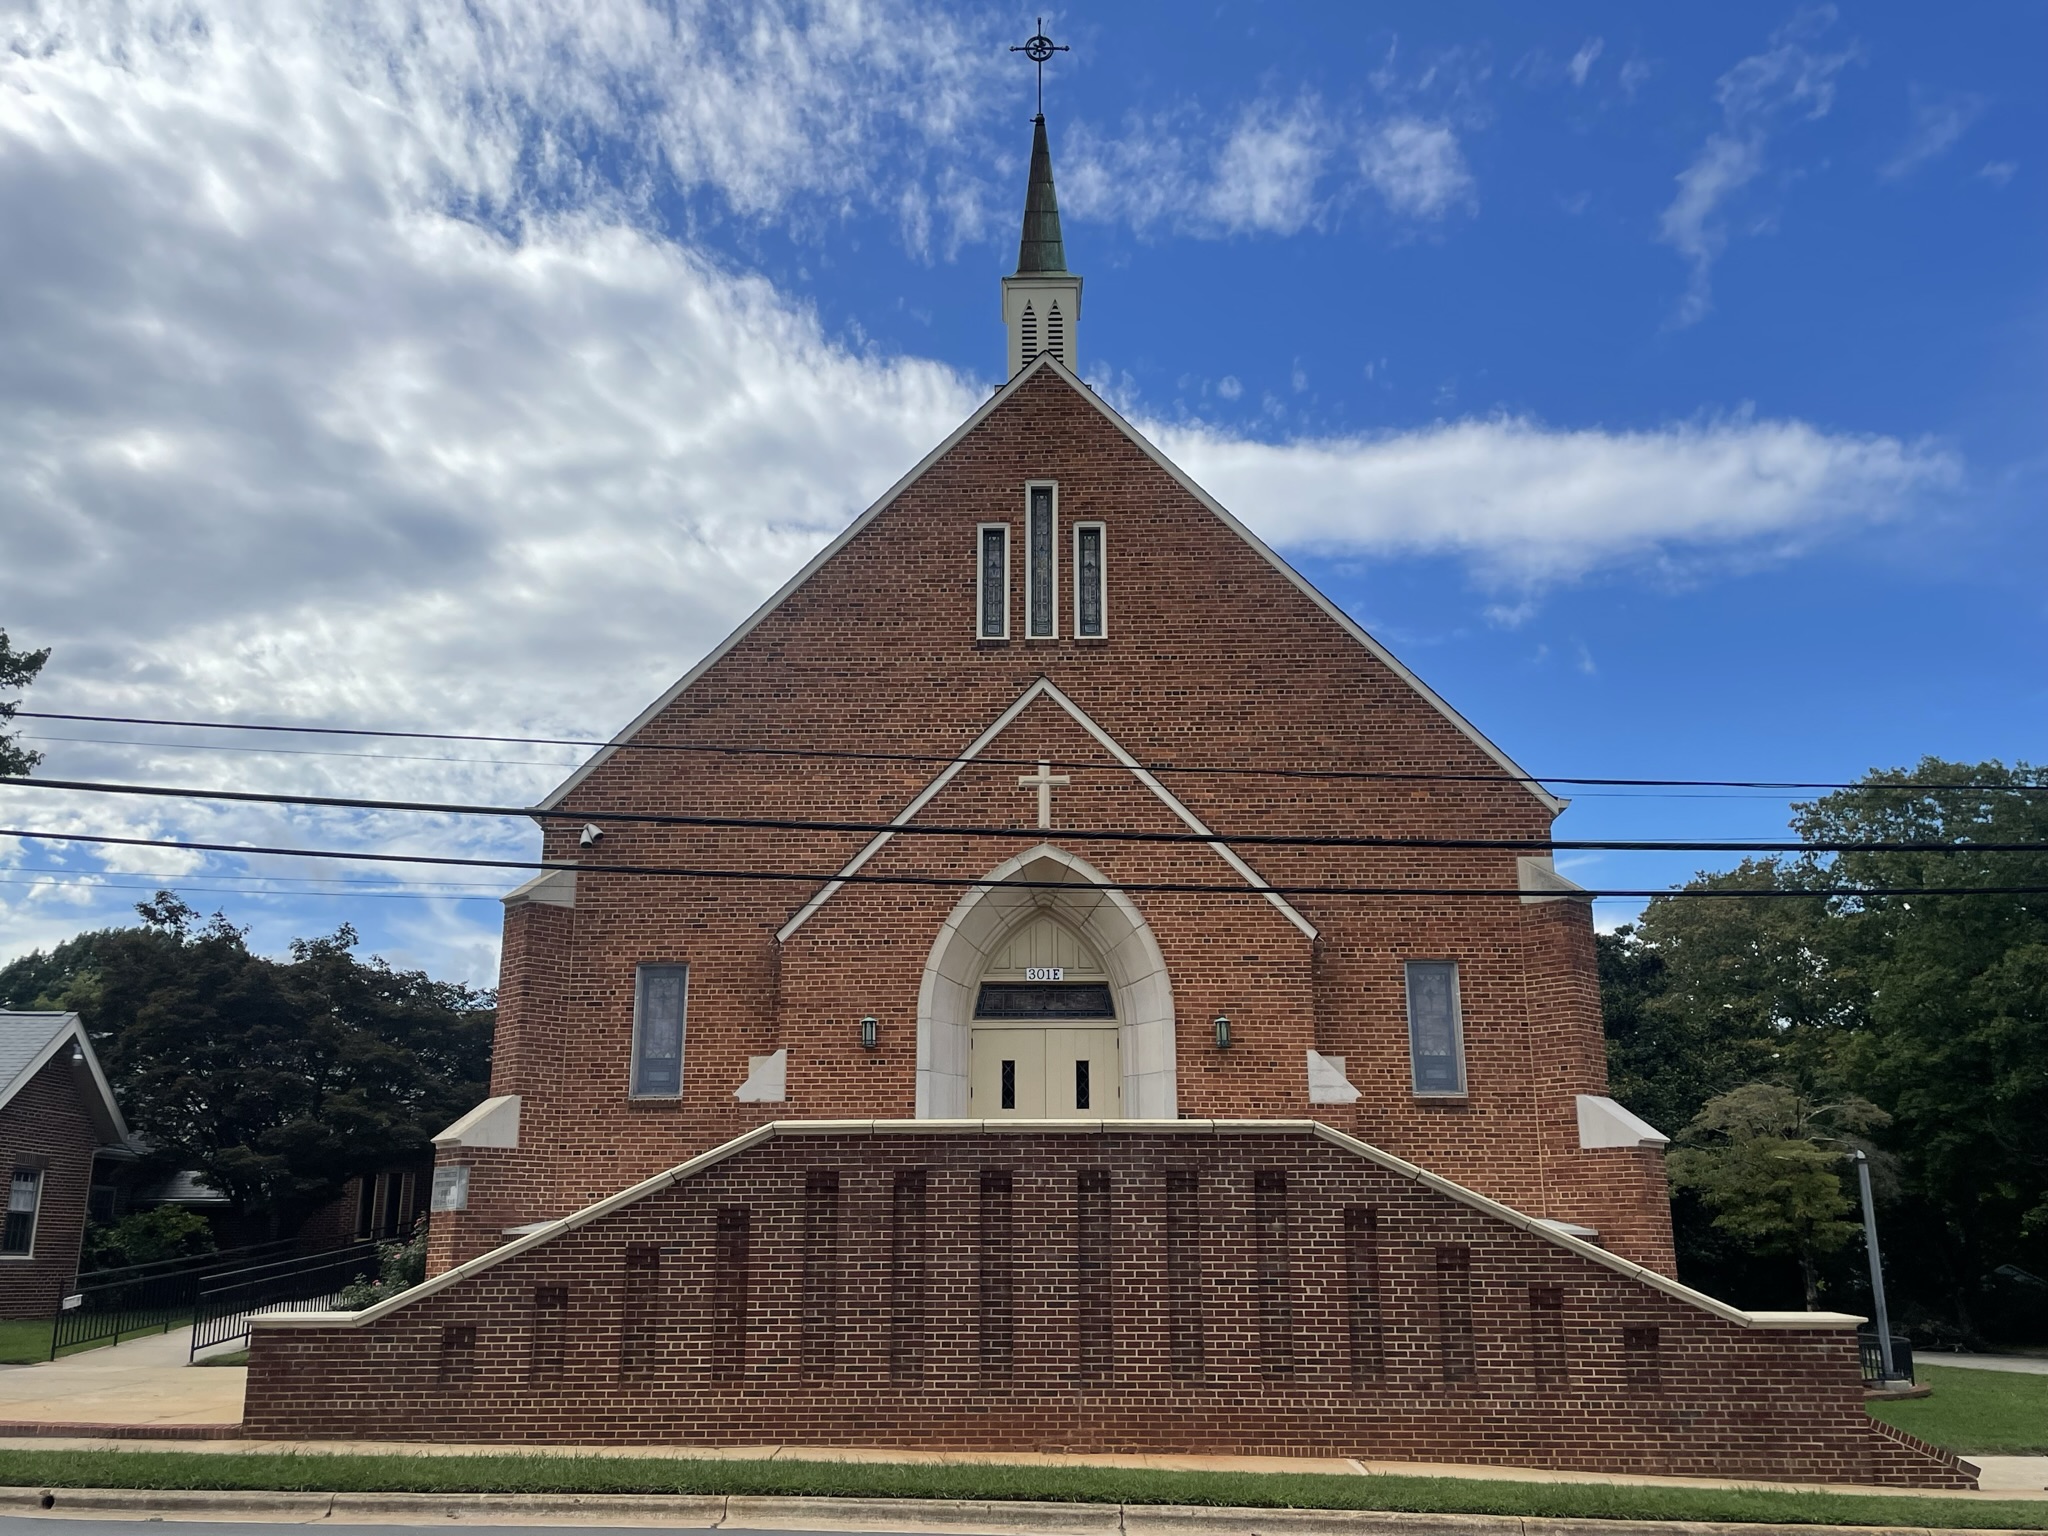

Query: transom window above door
[[973, 912, 1115, 1020]]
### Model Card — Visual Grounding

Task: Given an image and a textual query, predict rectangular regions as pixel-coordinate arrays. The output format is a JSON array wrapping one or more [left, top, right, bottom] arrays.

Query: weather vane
[[1010, 18, 1068, 117]]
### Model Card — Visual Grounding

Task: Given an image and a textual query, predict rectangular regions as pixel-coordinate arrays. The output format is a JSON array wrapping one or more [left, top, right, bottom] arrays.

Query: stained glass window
[[1027, 485, 1055, 638], [1405, 960, 1466, 1095], [632, 964, 688, 1097], [978, 525, 1008, 639], [1075, 524, 1104, 637], [975, 982, 1115, 1018]]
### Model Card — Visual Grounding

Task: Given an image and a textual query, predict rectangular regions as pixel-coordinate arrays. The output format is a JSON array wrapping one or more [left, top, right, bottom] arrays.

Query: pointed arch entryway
[[915, 844, 1176, 1119]]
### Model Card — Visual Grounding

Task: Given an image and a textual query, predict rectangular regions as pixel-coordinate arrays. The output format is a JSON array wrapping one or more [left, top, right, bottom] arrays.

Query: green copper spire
[[1015, 114, 1067, 275]]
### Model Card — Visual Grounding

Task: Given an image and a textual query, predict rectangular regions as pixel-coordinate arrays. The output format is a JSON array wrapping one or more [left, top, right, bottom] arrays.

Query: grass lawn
[[0, 1315, 197, 1366], [1, 1450, 2043, 1531], [193, 1348, 247, 1366], [0, 1320, 53, 1366], [1869, 1361, 2048, 1454]]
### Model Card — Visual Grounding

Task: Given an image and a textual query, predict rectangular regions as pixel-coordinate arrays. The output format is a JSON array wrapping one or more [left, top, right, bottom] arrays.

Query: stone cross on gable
[[1017, 760, 1070, 830]]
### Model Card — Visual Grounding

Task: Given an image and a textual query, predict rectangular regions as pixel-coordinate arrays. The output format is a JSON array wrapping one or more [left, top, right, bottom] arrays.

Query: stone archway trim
[[915, 843, 1176, 1120]]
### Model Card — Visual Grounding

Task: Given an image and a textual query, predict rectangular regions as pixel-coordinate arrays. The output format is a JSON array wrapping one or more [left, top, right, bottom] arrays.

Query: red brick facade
[[427, 362, 1673, 1279], [352, 360, 1945, 1480], [251, 1124, 1968, 1488], [0, 1053, 101, 1317]]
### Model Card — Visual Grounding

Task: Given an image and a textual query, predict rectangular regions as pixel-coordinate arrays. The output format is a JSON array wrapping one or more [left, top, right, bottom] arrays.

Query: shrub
[[80, 1205, 217, 1272], [335, 1219, 427, 1310]]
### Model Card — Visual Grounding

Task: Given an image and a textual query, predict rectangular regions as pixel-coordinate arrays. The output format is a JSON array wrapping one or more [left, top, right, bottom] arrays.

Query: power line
[[3, 827, 2043, 902], [0, 876, 498, 902], [18, 710, 2044, 795], [0, 862, 507, 890], [22, 734, 578, 769], [8, 775, 2048, 856]]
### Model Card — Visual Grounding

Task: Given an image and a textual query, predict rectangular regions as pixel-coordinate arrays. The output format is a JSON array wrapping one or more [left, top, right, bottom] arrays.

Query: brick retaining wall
[[248, 1124, 1969, 1489]]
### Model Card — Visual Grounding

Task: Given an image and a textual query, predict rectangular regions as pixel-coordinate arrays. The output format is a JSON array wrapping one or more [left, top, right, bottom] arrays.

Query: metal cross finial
[[1010, 18, 1069, 116]]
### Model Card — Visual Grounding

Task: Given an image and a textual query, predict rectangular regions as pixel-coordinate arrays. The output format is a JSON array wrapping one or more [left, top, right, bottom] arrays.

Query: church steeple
[[1016, 114, 1067, 275], [1001, 22, 1083, 377]]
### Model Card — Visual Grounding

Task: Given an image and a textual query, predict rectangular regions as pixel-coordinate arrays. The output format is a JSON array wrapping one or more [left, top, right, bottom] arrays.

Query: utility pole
[[1853, 1149, 1899, 1381]]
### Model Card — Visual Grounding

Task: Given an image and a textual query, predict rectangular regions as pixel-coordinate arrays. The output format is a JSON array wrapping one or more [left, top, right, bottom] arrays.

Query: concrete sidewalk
[[0, 1330, 242, 1433], [1926, 1353, 2048, 1376]]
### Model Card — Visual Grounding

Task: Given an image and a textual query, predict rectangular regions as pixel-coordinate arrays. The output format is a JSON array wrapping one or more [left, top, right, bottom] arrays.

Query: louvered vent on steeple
[[1020, 304, 1038, 365], [1046, 304, 1065, 365]]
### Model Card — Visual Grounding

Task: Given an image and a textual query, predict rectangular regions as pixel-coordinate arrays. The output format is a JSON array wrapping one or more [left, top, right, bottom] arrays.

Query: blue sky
[[0, 1, 2041, 983]]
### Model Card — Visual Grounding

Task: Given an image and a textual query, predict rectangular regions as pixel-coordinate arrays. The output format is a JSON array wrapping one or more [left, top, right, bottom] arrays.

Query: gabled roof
[[539, 353, 1563, 817], [0, 1011, 132, 1147], [775, 676, 1318, 943]]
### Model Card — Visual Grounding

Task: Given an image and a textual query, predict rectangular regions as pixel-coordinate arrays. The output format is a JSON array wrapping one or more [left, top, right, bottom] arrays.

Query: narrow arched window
[[1019, 303, 1038, 364], [1046, 303, 1065, 365]]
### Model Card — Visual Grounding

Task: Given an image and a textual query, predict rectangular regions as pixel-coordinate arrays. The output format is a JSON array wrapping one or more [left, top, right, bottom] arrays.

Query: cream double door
[[969, 1027, 1121, 1118]]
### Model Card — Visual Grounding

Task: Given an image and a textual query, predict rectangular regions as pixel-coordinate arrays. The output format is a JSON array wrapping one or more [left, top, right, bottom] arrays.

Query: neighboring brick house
[[0, 1012, 135, 1317], [248, 117, 1965, 1486]]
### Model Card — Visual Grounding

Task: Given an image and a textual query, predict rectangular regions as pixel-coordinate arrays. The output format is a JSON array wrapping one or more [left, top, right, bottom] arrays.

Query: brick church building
[[247, 115, 1969, 1489]]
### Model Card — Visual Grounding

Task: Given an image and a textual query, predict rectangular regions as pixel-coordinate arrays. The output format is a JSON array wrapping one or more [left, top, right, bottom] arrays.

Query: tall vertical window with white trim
[[2, 1168, 41, 1255], [1405, 961, 1466, 1095], [632, 964, 688, 1098], [1074, 522, 1105, 638], [1026, 484, 1057, 639], [977, 524, 1010, 640]]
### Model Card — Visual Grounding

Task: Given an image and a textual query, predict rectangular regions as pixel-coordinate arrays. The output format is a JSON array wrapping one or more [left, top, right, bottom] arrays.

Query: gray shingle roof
[[0, 1010, 73, 1098], [0, 1010, 132, 1145]]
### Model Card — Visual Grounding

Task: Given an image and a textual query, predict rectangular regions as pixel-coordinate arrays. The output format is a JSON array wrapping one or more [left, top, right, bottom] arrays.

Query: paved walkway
[[1924, 1351, 2048, 1375], [0, 1329, 243, 1430], [0, 1330, 2041, 1502]]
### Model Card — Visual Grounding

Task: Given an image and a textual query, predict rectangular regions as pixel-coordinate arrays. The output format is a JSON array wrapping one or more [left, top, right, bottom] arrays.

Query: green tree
[[1603, 861, 1842, 1139], [1599, 761, 2048, 1338], [1790, 759, 2048, 1334], [0, 893, 495, 1233], [0, 626, 50, 777], [1667, 1082, 1889, 1309]]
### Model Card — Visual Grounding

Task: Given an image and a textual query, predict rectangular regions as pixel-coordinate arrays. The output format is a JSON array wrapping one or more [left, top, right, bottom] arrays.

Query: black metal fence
[[1858, 1331, 1916, 1384], [49, 1239, 299, 1359], [188, 1241, 384, 1359]]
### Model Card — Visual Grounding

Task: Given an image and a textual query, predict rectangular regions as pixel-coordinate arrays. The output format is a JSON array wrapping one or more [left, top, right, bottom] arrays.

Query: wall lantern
[[1213, 1014, 1232, 1051], [859, 1015, 880, 1051]]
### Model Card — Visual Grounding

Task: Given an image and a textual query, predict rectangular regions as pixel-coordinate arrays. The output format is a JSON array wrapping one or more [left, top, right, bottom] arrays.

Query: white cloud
[[1061, 100, 1332, 238], [1156, 415, 1955, 586], [1064, 99, 1472, 237], [1357, 118, 1474, 220], [1882, 87, 1985, 180], [1203, 99, 1329, 235], [1978, 160, 2017, 186], [1568, 39, 1605, 88], [1659, 10, 1859, 325], [0, 0, 1956, 978]]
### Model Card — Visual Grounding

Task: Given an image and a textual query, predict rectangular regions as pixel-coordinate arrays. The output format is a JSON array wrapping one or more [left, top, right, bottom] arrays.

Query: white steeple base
[[1002, 273, 1083, 378]]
